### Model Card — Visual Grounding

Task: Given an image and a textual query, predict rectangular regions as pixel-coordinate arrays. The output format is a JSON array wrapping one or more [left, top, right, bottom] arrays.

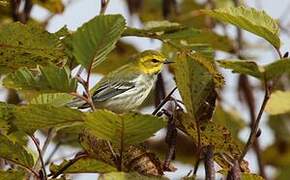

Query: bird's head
[[135, 50, 172, 75]]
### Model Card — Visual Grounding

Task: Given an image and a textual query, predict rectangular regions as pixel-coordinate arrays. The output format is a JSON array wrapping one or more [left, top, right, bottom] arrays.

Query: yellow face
[[135, 50, 168, 74]]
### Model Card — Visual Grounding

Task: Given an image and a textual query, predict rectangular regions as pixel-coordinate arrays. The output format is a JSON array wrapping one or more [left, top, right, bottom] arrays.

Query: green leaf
[[14, 105, 84, 134], [217, 59, 262, 78], [0, 135, 34, 169], [124, 23, 234, 52], [174, 52, 222, 120], [0, 169, 25, 180], [0, 22, 66, 73], [265, 91, 290, 115], [3, 64, 77, 94], [162, 28, 235, 52], [202, 6, 280, 48], [92, 41, 138, 75], [72, 15, 126, 69], [29, 93, 73, 107], [50, 157, 116, 174], [241, 173, 264, 180], [0, 103, 84, 134], [32, 0, 64, 13], [84, 110, 165, 146], [264, 59, 290, 80], [99, 172, 166, 180], [179, 112, 243, 169], [262, 142, 290, 167]]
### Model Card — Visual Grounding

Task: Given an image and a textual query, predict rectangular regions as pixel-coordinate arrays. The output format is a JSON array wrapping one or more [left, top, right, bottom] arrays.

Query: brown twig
[[152, 87, 177, 115], [30, 134, 47, 180], [163, 109, 177, 170], [239, 77, 270, 162], [238, 75, 266, 178], [45, 142, 62, 166], [204, 145, 215, 180], [155, 73, 166, 108], [227, 160, 241, 180], [100, 0, 110, 15]]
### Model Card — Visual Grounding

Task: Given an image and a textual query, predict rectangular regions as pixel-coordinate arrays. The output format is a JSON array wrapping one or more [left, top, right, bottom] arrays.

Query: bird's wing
[[92, 79, 136, 102]]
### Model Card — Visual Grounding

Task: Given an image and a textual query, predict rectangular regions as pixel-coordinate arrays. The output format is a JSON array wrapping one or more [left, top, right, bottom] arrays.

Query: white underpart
[[98, 74, 157, 113]]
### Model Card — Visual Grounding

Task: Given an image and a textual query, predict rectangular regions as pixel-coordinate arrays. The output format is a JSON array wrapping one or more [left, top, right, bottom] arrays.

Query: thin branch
[[152, 87, 177, 115], [45, 142, 62, 165], [227, 160, 241, 180], [193, 157, 201, 175], [239, 77, 270, 162], [30, 134, 47, 179], [4, 158, 39, 178], [204, 145, 215, 180], [100, 0, 110, 15], [50, 152, 88, 178], [163, 109, 177, 170]]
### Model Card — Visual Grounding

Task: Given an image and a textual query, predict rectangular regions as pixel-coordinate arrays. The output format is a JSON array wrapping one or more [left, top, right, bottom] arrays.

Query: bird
[[68, 50, 172, 113]]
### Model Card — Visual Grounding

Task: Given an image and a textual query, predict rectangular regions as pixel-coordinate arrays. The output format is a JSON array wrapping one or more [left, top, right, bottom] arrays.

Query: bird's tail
[[66, 97, 90, 109]]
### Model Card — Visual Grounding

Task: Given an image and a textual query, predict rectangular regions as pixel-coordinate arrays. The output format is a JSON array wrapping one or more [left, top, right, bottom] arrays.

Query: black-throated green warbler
[[68, 50, 172, 113]]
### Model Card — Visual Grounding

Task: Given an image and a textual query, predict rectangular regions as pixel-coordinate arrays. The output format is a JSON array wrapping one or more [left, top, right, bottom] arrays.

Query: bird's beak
[[163, 59, 175, 64]]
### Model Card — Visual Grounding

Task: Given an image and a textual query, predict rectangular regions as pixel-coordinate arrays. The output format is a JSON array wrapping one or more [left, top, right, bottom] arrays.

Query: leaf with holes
[[202, 6, 280, 48], [0, 22, 66, 73], [174, 52, 222, 121], [72, 15, 126, 69]]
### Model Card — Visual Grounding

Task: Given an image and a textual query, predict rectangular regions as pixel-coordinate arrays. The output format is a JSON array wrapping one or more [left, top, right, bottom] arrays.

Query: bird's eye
[[151, 59, 159, 63]]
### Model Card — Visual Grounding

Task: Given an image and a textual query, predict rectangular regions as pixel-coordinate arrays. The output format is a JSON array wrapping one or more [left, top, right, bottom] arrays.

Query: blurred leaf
[[213, 106, 246, 139], [0, 169, 25, 180], [72, 15, 126, 69], [0, 135, 34, 169], [33, 0, 64, 13], [50, 157, 116, 174], [217, 60, 262, 79], [275, 166, 290, 180], [268, 114, 290, 143], [215, 0, 234, 8], [265, 91, 290, 115], [0, 22, 66, 73], [241, 173, 264, 180], [53, 124, 83, 146], [99, 172, 166, 180], [262, 142, 290, 167], [92, 41, 138, 74], [80, 133, 164, 176], [3, 64, 77, 94], [264, 59, 290, 80], [202, 6, 280, 48], [84, 110, 165, 146], [29, 93, 74, 107], [0, 103, 84, 134]]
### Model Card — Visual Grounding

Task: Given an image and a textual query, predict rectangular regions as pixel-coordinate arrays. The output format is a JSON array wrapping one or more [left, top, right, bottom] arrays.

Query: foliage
[[0, 1, 289, 180]]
